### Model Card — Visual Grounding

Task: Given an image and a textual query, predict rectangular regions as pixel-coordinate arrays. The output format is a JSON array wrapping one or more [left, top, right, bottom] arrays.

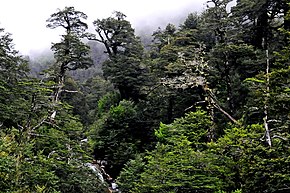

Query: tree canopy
[[1, 1, 290, 192]]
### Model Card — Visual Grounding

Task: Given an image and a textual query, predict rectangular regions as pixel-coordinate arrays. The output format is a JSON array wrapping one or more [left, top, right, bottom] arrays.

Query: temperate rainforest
[[0, 0, 290, 192]]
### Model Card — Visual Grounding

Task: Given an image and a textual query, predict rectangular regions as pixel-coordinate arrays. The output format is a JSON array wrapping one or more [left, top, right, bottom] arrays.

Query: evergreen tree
[[89, 100, 145, 178], [123, 111, 224, 193], [0, 27, 30, 128], [46, 6, 92, 115], [91, 11, 148, 101]]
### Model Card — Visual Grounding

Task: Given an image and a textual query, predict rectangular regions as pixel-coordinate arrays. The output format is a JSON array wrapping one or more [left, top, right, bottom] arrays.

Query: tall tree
[[196, 0, 264, 127], [90, 11, 138, 57], [46, 6, 92, 116], [90, 11, 148, 101], [231, 0, 288, 48], [148, 20, 208, 124]]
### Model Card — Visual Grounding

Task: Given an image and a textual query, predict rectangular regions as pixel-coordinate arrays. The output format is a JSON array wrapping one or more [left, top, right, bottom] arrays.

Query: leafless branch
[[31, 118, 47, 131], [63, 90, 78, 93], [48, 150, 56, 158], [17, 124, 25, 131], [28, 132, 48, 137], [207, 89, 239, 124], [211, 102, 238, 124], [272, 135, 287, 141]]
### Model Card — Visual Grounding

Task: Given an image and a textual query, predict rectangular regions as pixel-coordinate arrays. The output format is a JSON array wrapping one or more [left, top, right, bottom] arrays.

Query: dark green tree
[[89, 100, 145, 178], [46, 6, 92, 116], [91, 11, 148, 101], [0, 27, 30, 128], [244, 3, 290, 147], [78, 75, 114, 125], [147, 20, 208, 124], [196, 0, 265, 129], [231, 0, 288, 48]]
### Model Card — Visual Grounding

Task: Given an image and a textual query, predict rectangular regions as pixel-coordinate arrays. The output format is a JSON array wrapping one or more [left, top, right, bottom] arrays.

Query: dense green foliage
[[1, 1, 290, 192]]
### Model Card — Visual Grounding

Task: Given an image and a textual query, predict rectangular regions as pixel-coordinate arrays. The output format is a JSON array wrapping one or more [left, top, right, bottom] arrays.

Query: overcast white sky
[[0, 0, 207, 55]]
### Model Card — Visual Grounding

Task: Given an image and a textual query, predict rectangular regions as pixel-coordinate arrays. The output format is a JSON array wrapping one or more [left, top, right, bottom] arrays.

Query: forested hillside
[[0, 0, 290, 192]]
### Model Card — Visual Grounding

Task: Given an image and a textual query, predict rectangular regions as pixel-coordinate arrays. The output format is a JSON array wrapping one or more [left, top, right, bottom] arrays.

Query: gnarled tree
[[46, 6, 92, 117], [90, 11, 148, 101]]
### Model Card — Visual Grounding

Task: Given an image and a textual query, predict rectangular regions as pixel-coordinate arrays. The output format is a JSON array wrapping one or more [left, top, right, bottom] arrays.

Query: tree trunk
[[264, 47, 272, 147]]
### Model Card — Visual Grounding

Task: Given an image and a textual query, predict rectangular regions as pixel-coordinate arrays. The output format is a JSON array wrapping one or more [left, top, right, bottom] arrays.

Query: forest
[[0, 0, 290, 192]]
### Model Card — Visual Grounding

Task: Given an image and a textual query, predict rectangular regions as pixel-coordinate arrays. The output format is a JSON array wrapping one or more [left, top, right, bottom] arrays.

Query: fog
[[0, 0, 207, 56]]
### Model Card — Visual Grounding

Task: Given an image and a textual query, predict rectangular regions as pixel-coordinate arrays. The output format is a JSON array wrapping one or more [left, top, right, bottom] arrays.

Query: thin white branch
[[264, 47, 272, 147], [267, 119, 282, 123], [63, 90, 78, 93], [17, 124, 24, 131], [31, 118, 47, 131], [28, 132, 48, 137], [272, 135, 287, 141], [48, 151, 56, 158], [207, 89, 238, 124]]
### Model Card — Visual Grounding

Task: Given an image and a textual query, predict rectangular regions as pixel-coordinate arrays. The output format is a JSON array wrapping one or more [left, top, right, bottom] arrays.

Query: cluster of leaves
[[118, 111, 290, 193]]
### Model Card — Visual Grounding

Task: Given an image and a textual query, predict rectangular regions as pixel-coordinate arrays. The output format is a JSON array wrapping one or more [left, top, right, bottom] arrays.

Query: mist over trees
[[1, 0, 290, 192]]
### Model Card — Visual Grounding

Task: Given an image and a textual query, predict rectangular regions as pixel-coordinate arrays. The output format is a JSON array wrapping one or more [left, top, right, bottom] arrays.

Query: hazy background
[[0, 0, 207, 56]]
